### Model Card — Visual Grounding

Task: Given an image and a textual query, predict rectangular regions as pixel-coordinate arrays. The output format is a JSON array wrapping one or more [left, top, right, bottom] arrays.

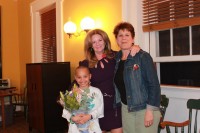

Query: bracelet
[[69, 115, 75, 124]]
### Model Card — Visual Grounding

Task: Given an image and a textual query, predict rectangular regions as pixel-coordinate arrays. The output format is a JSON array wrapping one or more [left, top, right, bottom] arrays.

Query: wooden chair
[[158, 94, 169, 133], [12, 84, 28, 121], [160, 99, 200, 133]]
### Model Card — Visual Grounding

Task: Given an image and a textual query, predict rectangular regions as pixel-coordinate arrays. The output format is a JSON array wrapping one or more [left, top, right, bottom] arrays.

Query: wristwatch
[[90, 115, 93, 120]]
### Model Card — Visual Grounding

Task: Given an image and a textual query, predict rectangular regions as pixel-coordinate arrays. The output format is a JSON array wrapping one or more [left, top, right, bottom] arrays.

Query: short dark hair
[[75, 66, 90, 75], [113, 22, 135, 38]]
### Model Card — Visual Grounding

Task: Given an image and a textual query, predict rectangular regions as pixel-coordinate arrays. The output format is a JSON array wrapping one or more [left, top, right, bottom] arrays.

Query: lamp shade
[[80, 16, 95, 31], [64, 21, 77, 34]]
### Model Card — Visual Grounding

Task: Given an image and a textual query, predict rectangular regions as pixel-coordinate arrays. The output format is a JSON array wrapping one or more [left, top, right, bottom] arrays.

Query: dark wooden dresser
[[26, 62, 71, 133]]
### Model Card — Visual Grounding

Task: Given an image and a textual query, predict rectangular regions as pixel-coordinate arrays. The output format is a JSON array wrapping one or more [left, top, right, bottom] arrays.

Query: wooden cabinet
[[26, 62, 71, 133]]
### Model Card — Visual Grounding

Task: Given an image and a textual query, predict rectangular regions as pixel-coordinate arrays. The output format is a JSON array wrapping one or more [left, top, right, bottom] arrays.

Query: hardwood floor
[[0, 112, 68, 133], [0, 112, 29, 133]]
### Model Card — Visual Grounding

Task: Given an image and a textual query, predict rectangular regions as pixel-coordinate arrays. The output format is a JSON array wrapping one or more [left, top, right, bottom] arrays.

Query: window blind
[[41, 8, 57, 62], [143, 0, 200, 32]]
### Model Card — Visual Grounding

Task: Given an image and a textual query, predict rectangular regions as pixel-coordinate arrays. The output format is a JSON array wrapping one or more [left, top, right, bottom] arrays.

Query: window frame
[[149, 29, 200, 63], [30, 0, 64, 63]]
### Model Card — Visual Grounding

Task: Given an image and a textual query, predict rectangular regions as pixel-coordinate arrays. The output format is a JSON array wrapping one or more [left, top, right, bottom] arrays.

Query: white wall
[[161, 86, 200, 133], [122, 0, 149, 51]]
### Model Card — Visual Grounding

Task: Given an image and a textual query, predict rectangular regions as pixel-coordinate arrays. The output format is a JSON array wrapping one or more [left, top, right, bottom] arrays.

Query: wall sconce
[[64, 16, 95, 38]]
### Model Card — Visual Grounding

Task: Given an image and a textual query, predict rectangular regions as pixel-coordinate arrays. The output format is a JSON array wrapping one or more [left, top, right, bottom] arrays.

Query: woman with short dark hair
[[113, 22, 161, 133]]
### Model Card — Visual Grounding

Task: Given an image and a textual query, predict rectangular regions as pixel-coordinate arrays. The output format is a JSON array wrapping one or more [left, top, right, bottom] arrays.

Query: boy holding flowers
[[60, 66, 104, 133]]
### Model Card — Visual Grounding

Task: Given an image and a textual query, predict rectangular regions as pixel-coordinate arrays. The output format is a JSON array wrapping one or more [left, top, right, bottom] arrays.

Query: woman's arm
[[141, 52, 161, 109], [130, 45, 141, 56]]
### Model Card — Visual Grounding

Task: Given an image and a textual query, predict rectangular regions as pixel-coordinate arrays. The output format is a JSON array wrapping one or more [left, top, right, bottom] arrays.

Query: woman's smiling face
[[116, 29, 134, 50], [91, 34, 105, 54]]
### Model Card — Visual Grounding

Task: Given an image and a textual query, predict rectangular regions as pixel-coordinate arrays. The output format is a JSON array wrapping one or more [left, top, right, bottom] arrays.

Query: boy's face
[[75, 68, 91, 89]]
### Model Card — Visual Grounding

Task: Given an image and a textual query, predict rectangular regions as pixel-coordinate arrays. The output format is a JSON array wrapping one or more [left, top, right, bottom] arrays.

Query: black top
[[79, 57, 122, 130], [114, 60, 127, 105]]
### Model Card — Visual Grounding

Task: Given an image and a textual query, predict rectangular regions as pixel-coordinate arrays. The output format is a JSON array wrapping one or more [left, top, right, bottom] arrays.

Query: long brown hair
[[84, 29, 115, 68]]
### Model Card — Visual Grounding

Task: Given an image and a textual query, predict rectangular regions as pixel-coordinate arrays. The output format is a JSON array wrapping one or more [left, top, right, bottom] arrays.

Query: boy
[[62, 66, 104, 133]]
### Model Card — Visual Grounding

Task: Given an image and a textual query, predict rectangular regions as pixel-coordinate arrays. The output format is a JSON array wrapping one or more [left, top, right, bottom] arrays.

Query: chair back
[[158, 94, 169, 133], [23, 84, 27, 104], [160, 98, 200, 133], [160, 95, 169, 119], [187, 99, 200, 133], [13, 83, 28, 120], [14, 84, 27, 104]]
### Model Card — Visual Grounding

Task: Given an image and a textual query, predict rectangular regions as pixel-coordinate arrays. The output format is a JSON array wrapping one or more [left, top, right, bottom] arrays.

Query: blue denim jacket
[[113, 50, 161, 112]]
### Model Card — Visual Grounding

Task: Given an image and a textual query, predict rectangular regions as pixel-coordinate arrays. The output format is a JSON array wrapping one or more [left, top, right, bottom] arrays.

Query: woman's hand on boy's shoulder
[[130, 44, 140, 56]]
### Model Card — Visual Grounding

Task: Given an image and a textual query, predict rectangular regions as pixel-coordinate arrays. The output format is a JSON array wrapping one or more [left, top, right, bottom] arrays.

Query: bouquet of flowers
[[60, 84, 95, 133]]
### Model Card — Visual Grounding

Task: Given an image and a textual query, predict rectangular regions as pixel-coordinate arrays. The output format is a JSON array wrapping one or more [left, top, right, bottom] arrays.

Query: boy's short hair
[[75, 66, 90, 75]]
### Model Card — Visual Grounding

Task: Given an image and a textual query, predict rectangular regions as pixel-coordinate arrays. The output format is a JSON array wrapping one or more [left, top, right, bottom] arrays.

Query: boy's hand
[[71, 114, 82, 124], [57, 98, 64, 107], [78, 114, 91, 124]]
